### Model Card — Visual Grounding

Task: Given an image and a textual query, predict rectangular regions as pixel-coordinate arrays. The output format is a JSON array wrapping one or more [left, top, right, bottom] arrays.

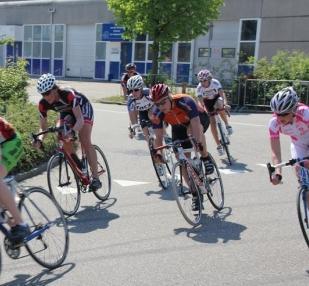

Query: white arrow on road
[[113, 179, 151, 187]]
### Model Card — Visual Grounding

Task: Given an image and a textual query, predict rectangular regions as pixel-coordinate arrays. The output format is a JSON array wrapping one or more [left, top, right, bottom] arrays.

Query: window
[[178, 43, 191, 62], [238, 19, 260, 73], [96, 42, 106, 60], [222, 48, 235, 58], [160, 44, 172, 62], [134, 43, 146, 61], [198, 48, 211, 57], [147, 44, 153, 61]]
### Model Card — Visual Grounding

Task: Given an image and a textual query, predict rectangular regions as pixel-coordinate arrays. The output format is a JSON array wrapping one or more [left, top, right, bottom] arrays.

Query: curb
[[15, 162, 48, 182], [96, 100, 126, 106]]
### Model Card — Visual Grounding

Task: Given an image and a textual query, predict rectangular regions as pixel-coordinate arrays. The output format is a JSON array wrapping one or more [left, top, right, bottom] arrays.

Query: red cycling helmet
[[151, 84, 170, 103]]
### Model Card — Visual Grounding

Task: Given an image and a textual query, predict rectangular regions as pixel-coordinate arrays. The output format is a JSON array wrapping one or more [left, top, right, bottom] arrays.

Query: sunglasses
[[42, 90, 52, 97], [156, 98, 168, 107], [132, 89, 140, 92], [276, 112, 290, 117]]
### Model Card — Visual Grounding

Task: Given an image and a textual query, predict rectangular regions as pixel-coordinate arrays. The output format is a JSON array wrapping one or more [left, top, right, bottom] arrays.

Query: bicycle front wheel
[[19, 187, 69, 269], [218, 122, 232, 165], [172, 161, 202, 226], [47, 153, 81, 216], [297, 187, 309, 248], [149, 138, 171, 190], [205, 154, 224, 210], [92, 145, 111, 201]]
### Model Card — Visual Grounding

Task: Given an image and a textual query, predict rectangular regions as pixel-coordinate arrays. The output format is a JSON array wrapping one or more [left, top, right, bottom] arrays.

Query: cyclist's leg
[[215, 96, 232, 134], [0, 136, 29, 242], [204, 98, 221, 146], [139, 110, 150, 142]]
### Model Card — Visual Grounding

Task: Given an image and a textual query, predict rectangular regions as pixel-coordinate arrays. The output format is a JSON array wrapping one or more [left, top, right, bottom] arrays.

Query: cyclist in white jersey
[[196, 69, 233, 156], [268, 87, 309, 185]]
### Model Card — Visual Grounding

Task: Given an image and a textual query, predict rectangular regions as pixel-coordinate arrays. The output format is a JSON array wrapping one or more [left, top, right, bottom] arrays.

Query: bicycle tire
[[47, 153, 81, 216], [149, 137, 171, 190], [218, 121, 232, 165], [297, 187, 309, 248], [92, 145, 112, 201], [171, 161, 202, 226], [19, 187, 69, 269], [205, 153, 224, 210]]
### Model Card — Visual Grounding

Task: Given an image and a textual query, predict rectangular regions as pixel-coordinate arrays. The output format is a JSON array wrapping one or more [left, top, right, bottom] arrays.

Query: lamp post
[[48, 8, 55, 74]]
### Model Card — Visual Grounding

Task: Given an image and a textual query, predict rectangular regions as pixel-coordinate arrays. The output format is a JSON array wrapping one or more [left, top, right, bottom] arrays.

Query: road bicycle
[[0, 176, 69, 272], [155, 137, 224, 226], [213, 108, 232, 165], [130, 121, 174, 190], [32, 126, 111, 216], [267, 157, 309, 247]]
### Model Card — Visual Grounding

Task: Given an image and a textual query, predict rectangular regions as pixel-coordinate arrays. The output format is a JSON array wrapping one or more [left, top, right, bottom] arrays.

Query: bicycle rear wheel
[[149, 138, 171, 190], [171, 161, 202, 226], [297, 187, 309, 248], [19, 187, 69, 269], [205, 153, 224, 210], [218, 122, 232, 165], [92, 145, 111, 201], [47, 153, 81, 216]]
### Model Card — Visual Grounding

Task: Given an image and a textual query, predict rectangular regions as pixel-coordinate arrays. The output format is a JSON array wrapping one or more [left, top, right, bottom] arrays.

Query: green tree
[[107, 0, 224, 83]]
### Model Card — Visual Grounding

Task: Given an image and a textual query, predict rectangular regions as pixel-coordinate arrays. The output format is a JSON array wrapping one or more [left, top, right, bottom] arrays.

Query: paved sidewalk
[[27, 78, 123, 104]]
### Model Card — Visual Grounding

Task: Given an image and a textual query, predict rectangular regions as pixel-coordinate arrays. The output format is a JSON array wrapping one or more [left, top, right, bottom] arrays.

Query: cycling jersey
[[38, 88, 94, 124], [0, 117, 23, 172], [127, 88, 153, 112], [121, 72, 139, 88], [196, 78, 222, 100], [269, 104, 309, 154], [151, 94, 203, 128]]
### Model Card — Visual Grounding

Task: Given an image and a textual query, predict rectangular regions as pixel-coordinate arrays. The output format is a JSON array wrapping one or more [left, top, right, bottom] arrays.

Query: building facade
[[0, 0, 308, 84]]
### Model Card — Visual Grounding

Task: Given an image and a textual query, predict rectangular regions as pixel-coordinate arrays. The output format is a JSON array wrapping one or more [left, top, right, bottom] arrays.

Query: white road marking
[[218, 169, 249, 174], [231, 121, 265, 127], [114, 179, 151, 187], [95, 108, 127, 114], [257, 163, 267, 167], [56, 187, 78, 194]]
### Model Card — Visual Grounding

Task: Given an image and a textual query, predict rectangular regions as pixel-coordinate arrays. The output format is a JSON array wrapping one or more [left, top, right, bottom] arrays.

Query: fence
[[230, 79, 309, 112]]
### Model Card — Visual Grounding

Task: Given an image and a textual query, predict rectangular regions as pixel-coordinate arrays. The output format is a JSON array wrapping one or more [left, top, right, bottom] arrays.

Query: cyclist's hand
[[271, 173, 282, 185], [153, 152, 166, 164], [32, 138, 43, 149]]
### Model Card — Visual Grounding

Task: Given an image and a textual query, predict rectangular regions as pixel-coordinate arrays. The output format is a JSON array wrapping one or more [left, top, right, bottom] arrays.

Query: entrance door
[[120, 42, 132, 75]]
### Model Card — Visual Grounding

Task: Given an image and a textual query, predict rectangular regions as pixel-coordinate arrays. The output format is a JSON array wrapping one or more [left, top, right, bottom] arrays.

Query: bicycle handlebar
[[266, 157, 309, 182]]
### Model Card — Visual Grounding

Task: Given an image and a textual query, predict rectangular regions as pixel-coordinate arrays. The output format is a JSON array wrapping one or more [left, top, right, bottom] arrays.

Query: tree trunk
[[150, 40, 160, 86]]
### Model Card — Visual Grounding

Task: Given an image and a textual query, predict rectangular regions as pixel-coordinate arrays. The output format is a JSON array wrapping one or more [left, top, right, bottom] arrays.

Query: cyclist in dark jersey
[[121, 63, 139, 98], [0, 117, 30, 244], [34, 73, 102, 190]]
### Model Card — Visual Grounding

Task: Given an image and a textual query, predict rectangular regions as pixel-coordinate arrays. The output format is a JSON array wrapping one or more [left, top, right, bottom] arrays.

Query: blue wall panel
[[42, 59, 50, 74], [32, 59, 41, 75], [54, 60, 63, 76], [176, 64, 190, 83], [95, 61, 105, 79], [109, 61, 120, 80]]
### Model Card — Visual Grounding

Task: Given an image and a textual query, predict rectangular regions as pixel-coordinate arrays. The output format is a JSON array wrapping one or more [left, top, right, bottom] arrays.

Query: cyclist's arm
[[72, 105, 85, 132], [270, 137, 282, 184], [154, 127, 164, 149], [38, 116, 48, 141], [218, 88, 228, 105]]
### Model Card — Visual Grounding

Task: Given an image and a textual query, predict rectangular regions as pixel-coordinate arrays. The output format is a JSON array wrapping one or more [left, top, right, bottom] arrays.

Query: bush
[[0, 59, 29, 103], [0, 59, 57, 174], [3, 101, 58, 174]]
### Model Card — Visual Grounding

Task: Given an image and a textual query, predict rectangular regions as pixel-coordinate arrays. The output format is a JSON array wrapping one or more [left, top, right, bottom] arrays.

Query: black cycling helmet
[[125, 63, 136, 71]]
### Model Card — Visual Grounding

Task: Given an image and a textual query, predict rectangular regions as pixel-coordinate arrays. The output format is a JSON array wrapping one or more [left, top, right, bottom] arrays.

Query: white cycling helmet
[[127, 75, 144, 90], [270, 87, 299, 114], [37, 73, 56, 94], [197, 69, 212, 82]]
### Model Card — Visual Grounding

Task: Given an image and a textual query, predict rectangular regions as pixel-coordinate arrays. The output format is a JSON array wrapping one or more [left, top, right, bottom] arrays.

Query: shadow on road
[[145, 187, 174, 201], [174, 207, 247, 244], [67, 198, 119, 234], [219, 158, 253, 172], [2, 262, 75, 286]]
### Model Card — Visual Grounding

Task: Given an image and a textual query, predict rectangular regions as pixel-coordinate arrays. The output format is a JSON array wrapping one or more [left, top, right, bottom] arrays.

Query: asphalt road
[[1, 103, 308, 286]]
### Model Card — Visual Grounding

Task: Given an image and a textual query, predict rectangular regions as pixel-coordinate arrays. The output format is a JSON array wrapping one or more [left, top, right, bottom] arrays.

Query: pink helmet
[[197, 69, 212, 82]]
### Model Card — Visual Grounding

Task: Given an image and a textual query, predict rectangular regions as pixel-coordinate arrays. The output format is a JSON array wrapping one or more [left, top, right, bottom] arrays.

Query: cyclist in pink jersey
[[268, 87, 309, 185]]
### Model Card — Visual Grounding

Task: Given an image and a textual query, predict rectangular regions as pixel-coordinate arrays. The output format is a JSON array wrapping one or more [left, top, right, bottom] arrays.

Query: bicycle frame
[[32, 126, 90, 186]]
